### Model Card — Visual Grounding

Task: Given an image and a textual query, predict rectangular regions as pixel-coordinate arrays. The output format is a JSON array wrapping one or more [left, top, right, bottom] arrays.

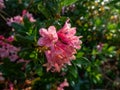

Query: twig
[[0, 13, 7, 22], [0, 10, 10, 17], [102, 73, 114, 83], [26, 0, 34, 10]]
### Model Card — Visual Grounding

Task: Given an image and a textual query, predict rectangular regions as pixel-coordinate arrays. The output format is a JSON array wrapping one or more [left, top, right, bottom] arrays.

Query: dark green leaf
[[35, 67, 43, 76], [11, 23, 26, 35], [73, 57, 90, 68], [37, 2, 52, 19], [68, 66, 78, 78]]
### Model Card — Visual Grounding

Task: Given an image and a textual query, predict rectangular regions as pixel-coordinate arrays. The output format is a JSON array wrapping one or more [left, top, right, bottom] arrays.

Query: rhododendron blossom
[[0, 35, 29, 66], [0, 35, 20, 61], [44, 44, 74, 72], [7, 10, 36, 26], [57, 79, 69, 90], [7, 16, 23, 26], [38, 26, 58, 47], [9, 82, 14, 90], [22, 10, 36, 22], [57, 19, 82, 49], [38, 20, 82, 72], [0, 0, 5, 9]]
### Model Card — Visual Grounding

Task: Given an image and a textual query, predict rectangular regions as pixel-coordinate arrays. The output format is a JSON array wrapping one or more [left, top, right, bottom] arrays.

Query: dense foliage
[[0, 0, 120, 90]]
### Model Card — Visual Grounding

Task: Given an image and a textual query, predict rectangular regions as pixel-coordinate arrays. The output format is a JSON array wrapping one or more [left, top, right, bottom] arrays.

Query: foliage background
[[0, 0, 120, 90]]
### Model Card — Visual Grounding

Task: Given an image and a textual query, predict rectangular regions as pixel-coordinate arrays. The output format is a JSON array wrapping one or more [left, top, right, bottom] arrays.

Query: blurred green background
[[0, 0, 120, 90]]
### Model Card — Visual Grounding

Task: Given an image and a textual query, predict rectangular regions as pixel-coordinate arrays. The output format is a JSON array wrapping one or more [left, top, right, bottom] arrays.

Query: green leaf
[[95, 18, 102, 26], [18, 48, 34, 60], [23, 17, 32, 28], [58, 0, 78, 13], [37, 2, 52, 19], [95, 74, 102, 81], [0, 58, 25, 81], [68, 66, 78, 78], [73, 57, 90, 68], [92, 49, 98, 55], [11, 23, 26, 35], [36, 67, 43, 76], [15, 34, 34, 45], [76, 52, 84, 58], [107, 23, 117, 30], [108, 46, 115, 52], [60, 0, 78, 7], [25, 61, 34, 74]]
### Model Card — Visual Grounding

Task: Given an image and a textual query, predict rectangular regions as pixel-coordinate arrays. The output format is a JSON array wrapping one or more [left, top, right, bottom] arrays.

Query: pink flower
[[38, 19, 82, 72], [56, 41, 76, 59], [44, 41, 76, 72], [7, 16, 23, 26], [0, 36, 20, 62], [0, 35, 4, 40], [8, 54, 19, 62], [44, 45, 66, 72], [0, 47, 9, 58], [22, 9, 27, 15], [37, 26, 58, 47], [6, 36, 14, 42], [9, 82, 14, 90], [7, 10, 36, 26], [57, 79, 69, 90], [0, 35, 30, 71], [22, 10, 36, 22], [57, 19, 82, 49], [0, 0, 5, 9], [13, 16, 23, 23]]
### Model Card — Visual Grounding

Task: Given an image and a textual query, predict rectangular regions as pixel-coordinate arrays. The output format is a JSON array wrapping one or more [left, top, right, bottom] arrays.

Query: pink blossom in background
[[7, 16, 23, 26], [38, 19, 82, 72], [0, 35, 29, 89], [0, 0, 5, 9], [22, 10, 36, 22], [9, 82, 14, 90], [0, 47, 9, 58], [0, 35, 29, 65], [22, 9, 27, 16], [7, 10, 36, 26], [6, 36, 14, 42], [57, 79, 69, 90], [0, 35, 5, 40], [0, 35, 20, 62]]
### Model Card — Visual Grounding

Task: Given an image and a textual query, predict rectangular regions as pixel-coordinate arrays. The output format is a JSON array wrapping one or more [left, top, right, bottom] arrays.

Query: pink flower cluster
[[0, 0, 5, 9], [38, 19, 82, 72], [57, 79, 69, 90], [7, 10, 36, 26], [0, 35, 20, 62], [0, 35, 29, 68]]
